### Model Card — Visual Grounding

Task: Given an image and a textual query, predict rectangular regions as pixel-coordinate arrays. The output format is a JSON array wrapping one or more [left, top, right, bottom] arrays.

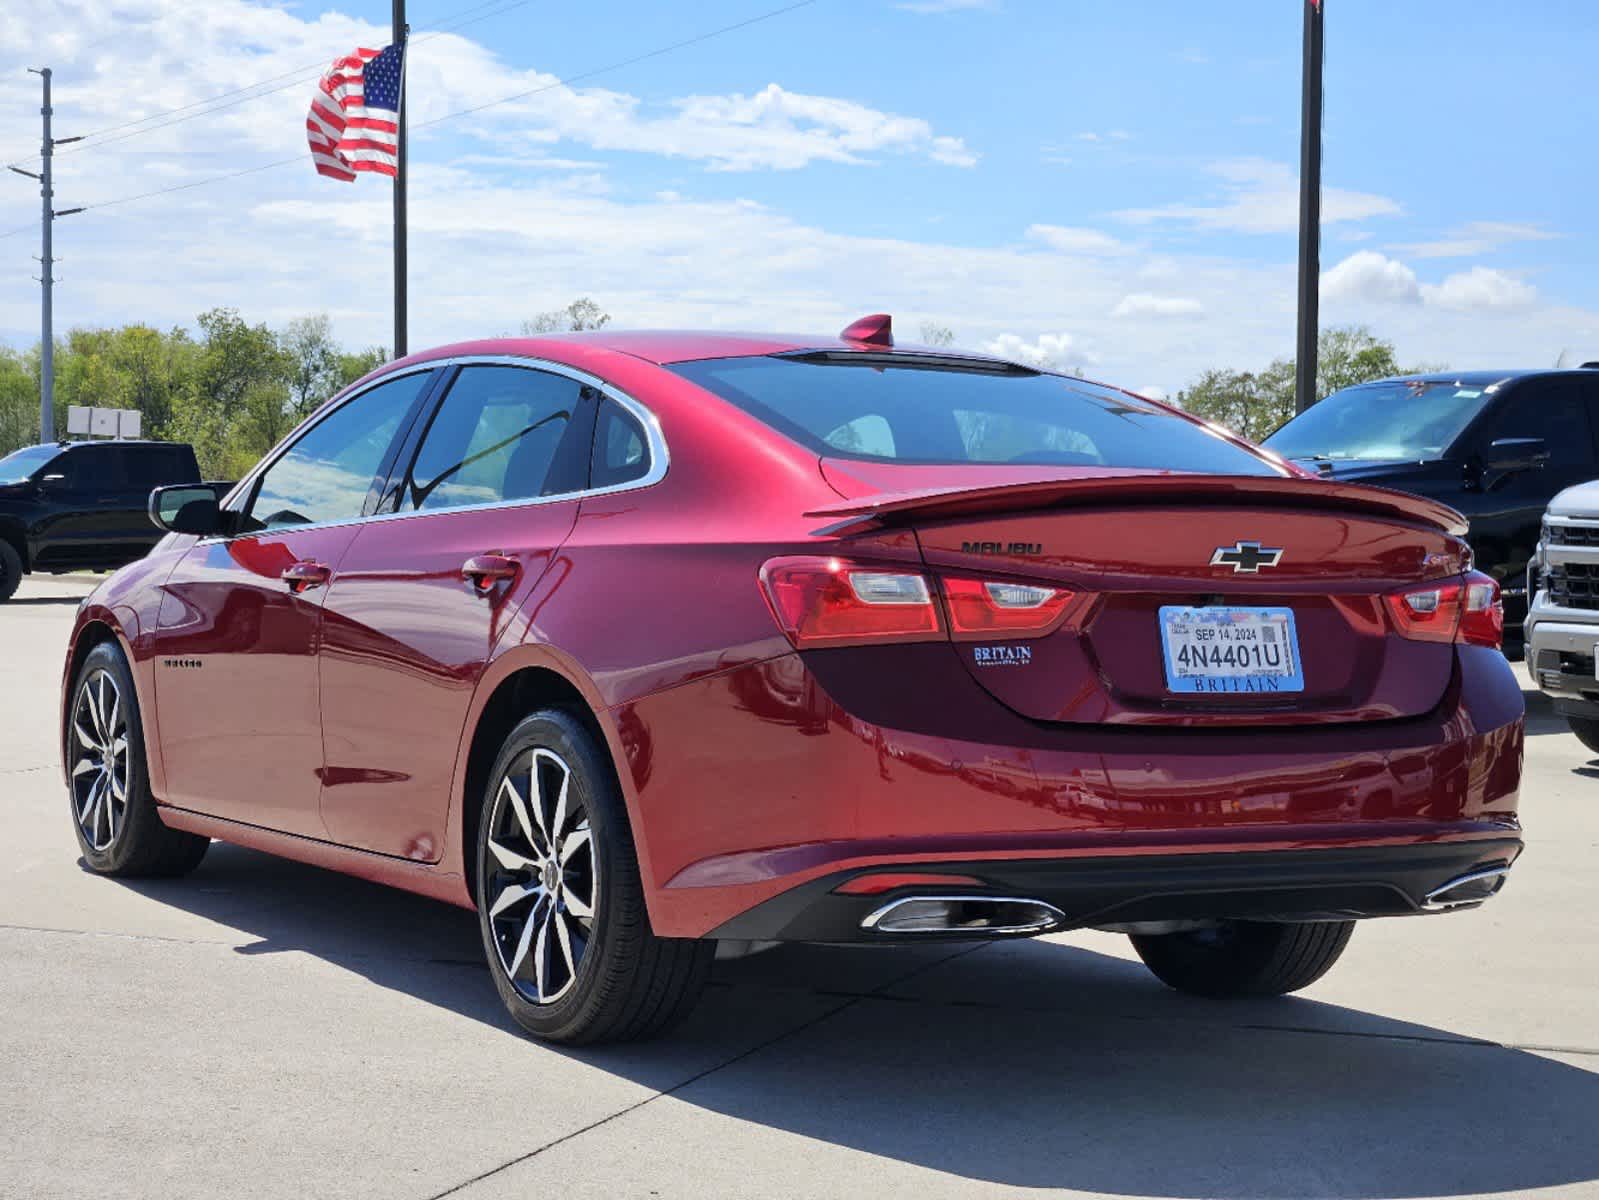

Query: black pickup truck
[[0, 440, 217, 601]]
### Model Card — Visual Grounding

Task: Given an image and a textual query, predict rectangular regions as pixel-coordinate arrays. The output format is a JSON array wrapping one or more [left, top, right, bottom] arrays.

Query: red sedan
[[61, 317, 1524, 1043]]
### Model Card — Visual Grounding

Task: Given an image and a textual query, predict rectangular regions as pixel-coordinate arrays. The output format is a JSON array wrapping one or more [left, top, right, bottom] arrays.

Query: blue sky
[[2, 0, 1597, 395]]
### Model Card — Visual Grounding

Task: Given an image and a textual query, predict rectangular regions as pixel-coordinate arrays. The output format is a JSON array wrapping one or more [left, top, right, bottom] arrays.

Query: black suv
[[1263, 368, 1599, 635], [0, 440, 205, 601]]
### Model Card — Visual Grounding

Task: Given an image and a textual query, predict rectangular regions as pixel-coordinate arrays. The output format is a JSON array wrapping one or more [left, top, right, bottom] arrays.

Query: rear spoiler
[[806, 473, 1469, 538]]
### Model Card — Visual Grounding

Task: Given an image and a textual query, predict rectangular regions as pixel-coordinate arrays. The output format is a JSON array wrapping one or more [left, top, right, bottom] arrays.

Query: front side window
[[671, 354, 1281, 475], [246, 370, 430, 530], [402, 366, 584, 512], [1487, 380, 1594, 470], [60, 446, 125, 491]]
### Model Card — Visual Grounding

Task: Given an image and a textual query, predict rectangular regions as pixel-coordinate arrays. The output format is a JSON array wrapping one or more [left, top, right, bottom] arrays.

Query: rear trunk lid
[[811, 465, 1470, 727]]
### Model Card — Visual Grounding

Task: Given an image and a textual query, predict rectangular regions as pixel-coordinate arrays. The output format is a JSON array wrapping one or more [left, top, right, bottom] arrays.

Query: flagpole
[[393, 0, 408, 359]]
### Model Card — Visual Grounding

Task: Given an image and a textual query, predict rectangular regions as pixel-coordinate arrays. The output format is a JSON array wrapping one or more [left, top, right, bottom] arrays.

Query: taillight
[[1383, 571, 1502, 649], [760, 557, 944, 648], [941, 576, 1079, 639]]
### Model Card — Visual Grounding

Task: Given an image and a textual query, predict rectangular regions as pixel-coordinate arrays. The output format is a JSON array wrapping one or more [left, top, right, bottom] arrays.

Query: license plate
[[1158, 606, 1304, 694]]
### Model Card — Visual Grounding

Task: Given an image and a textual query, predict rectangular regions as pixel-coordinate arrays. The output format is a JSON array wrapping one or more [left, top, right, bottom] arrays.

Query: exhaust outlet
[[1422, 864, 1512, 911], [860, 894, 1066, 936]]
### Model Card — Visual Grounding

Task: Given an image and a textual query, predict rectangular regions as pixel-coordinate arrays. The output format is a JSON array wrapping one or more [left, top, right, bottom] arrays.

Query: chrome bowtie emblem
[[1210, 540, 1283, 573]]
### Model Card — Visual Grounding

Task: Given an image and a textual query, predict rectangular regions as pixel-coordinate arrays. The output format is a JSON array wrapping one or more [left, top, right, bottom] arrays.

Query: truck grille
[[1547, 562, 1599, 610], [1549, 522, 1599, 547]]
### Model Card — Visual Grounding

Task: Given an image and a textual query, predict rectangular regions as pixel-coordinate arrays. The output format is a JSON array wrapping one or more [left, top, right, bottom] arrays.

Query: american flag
[[306, 41, 404, 181]]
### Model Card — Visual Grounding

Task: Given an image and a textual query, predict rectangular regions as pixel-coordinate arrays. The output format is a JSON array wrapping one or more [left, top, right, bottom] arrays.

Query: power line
[[71, 0, 819, 215], [2, 0, 541, 166]]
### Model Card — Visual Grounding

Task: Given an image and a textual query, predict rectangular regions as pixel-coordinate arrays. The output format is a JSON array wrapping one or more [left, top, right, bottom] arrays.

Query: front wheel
[[1567, 717, 1599, 755], [1130, 919, 1354, 997], [475, 709, 712, 1044], [0, 540, 21, 602], [68, 642, 210, 876]]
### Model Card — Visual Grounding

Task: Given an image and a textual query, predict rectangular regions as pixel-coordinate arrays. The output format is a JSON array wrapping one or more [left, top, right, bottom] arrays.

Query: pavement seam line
[[423, 942, 994, 1200]]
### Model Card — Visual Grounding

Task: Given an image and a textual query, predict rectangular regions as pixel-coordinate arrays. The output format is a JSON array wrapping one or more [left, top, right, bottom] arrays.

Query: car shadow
[[1521, 683, 1571, 736], [109, 842, 1599, 1199]]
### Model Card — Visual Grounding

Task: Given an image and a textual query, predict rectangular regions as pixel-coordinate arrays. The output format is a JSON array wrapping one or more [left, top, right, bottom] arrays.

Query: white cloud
[[1422, 267, 1538, 312], [1114, 158, 1401, 234], [982, 333, 1098, 373], [1110, 294, 1205, 319], [0, 2, 973, 175], [1136, 385, 1170, 401], [1389, 220, 1559, 259], [1027, 224, 1129, 256], [1320, 251, 1421, 305]]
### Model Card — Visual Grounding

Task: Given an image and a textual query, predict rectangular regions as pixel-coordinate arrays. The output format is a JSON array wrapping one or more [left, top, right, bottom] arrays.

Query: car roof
[[1357, 368, 1599, 388], [396, 330, 1019, 368], [9, 440, 173, 453]]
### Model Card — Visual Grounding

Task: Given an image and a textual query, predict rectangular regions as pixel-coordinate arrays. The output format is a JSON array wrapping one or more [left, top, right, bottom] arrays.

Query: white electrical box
[[66, 406, 91, 436], [118, 410, 143, 439], [89, 408, 118, 437]]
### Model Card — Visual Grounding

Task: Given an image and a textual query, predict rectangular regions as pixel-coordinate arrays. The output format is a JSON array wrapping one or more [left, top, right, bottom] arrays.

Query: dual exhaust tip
[[860, 894, 1066, 937], [857, 863, 1515, 936]]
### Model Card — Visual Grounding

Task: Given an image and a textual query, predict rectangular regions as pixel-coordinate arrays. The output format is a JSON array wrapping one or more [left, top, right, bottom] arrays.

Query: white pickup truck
[[1528, 480, 1599, 751]]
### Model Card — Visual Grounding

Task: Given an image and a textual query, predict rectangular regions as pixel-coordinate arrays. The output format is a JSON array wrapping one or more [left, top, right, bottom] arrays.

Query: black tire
[[1569, 717, 1599, 755], [0, 539, 21, 602], [67, 642, 210, 877], [1131, 919, 1354, 997], [475, 709, 712, 1044]]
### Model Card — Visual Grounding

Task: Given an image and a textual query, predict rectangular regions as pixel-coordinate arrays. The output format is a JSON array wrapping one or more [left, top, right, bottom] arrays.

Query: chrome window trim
[[206, 353, 668, 544]]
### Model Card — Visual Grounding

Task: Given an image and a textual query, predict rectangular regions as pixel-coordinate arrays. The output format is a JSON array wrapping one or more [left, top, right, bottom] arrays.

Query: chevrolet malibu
[[61, 318, 1525, 1043]]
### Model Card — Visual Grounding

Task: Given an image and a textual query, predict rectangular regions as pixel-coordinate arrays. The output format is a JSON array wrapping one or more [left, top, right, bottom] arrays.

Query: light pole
[[1294, 0, 1325, 414]]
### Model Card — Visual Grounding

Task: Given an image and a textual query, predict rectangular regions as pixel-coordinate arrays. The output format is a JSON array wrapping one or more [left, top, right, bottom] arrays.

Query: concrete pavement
[[2, 573, 1596, 1200]]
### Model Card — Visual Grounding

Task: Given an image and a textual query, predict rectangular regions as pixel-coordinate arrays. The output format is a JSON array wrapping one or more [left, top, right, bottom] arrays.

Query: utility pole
[[1293, 0, 1325, 414], [10, 68, 82, 444], [393, 0, 408, 359]]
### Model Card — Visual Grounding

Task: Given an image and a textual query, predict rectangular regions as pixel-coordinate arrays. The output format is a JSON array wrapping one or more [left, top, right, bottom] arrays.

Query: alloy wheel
[[484, 747, 598, 1005], [71, 669, 129, 852]]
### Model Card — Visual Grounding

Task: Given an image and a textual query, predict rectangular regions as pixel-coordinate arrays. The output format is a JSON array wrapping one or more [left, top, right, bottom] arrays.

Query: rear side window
[[247, 370, 430, 530], [590, 398, 652, 489], [402, 366, 585, 512], [671, 355, 1281, 475], [123, 446, 184, 491]]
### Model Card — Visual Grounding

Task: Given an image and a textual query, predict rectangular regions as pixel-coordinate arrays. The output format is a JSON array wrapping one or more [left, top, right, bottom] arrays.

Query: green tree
[[1177, 325, 1437, 441], [521, 298, 611, 334], [0, 349, 38, 456], [280, 315, 344, 419], [919, 322, 956, 348]]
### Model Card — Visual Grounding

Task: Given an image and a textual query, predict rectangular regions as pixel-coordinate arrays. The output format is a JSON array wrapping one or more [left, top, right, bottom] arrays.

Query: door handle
[[281, 560, 332, 593], [461, 553, 519, 591]]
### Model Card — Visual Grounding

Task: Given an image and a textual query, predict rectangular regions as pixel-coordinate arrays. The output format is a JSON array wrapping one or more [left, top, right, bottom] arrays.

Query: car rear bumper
[[618, 643, 1525, 939], [705, 838, 1524, 942]]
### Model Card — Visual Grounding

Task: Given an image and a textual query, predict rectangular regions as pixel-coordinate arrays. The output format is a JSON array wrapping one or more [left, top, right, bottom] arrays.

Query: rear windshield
[[1264, 380, 1493, 461], [670, 355, 1281, 475]]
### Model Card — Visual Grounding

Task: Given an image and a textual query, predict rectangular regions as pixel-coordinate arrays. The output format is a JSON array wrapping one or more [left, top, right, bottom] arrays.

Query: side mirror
[[149, 485, 223, 536], [1485, 437, 1550, 474]]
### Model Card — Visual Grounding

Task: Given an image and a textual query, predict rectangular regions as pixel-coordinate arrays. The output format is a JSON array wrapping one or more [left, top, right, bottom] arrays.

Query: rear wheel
[[68, 642, 210, 877], [0, 540, 21, 602], [1130, 919, 1354, 997], [1567, 717, 1599, 754], [475, 709, 712, 1044]]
